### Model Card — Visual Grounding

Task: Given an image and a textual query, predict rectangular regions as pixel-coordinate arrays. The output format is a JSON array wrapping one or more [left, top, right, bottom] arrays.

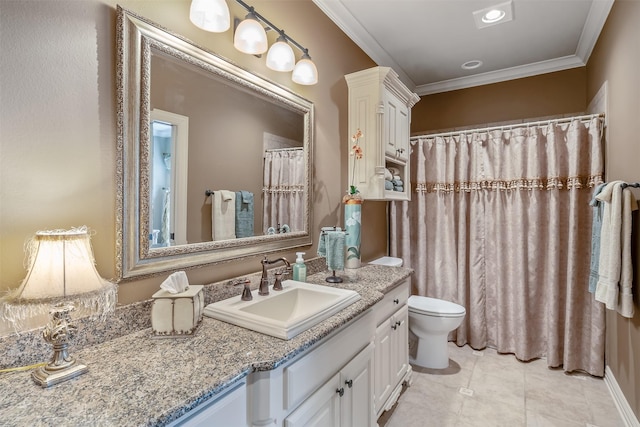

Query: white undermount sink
[[203, 280, 361, 340]]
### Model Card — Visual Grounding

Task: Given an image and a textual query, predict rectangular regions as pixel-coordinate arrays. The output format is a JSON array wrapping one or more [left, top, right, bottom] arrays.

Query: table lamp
[[0, 226, 117, 387]]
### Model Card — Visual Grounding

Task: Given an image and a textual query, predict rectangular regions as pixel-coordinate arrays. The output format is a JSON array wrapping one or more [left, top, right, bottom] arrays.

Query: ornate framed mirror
[[116, 7, 313, 280]]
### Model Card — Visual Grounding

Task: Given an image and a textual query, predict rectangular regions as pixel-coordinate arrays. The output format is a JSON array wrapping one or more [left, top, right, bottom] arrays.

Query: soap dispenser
[[292, 252, 307, 282]]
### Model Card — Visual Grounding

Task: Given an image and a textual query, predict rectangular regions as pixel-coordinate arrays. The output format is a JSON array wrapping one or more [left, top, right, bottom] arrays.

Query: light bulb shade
[[234, 13, 268, 55], [0, 226, 117, 327], [189, 0, 231, 32], [292, 54, 318, 85], [266, 37, 295, 72]]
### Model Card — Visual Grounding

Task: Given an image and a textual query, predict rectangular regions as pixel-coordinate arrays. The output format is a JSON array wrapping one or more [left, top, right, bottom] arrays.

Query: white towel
[[595, 181, 637, 317], [211, 190, 236, 241]]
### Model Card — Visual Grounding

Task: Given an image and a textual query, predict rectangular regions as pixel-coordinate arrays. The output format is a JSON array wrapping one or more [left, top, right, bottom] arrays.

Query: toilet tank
[[369, 256, 403, 267]]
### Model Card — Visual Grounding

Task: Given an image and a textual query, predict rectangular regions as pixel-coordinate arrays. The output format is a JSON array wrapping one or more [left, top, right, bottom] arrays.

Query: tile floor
[[379, 342, 625, 427]]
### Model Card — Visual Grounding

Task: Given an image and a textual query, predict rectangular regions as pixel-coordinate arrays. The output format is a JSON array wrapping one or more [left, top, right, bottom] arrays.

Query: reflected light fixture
[[292, 51, 318, 86], [0, 226, 117, 387], [266, 32, 295, 72], [234, 8, 268, 54], [189, 0, 231, 32]]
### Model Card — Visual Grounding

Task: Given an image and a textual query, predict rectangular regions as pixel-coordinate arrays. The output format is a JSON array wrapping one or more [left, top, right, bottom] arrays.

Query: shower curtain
[[390, 115, 606, 376], [263, 148, 305, 234]]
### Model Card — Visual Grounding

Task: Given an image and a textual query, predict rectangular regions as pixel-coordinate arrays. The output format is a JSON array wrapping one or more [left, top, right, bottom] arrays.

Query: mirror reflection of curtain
[[263, 149, 304, 233]]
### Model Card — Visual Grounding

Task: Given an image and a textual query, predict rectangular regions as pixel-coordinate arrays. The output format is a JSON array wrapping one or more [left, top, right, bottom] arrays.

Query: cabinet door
[[384, 94, 400, 158], [395, 105, 409, 161], [374, 319, 393, 416], [285, 373, 341, 427], [168, 381, 246, 427], [341, 343, 374, 427], [391, 305, 409, 387]]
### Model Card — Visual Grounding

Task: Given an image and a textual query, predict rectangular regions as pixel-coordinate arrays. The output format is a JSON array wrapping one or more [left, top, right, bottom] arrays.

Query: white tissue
[[160, 271, 190, 294]]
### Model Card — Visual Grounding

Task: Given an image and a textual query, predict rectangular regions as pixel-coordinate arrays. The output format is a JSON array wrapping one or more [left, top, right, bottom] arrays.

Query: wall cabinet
[[345, 67, 419, 201], [373, 279, 412, 418]]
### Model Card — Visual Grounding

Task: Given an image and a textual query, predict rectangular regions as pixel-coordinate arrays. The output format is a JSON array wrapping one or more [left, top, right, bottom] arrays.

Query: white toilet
[[408, 295, 466, 369], [369, 256, 466, 369]]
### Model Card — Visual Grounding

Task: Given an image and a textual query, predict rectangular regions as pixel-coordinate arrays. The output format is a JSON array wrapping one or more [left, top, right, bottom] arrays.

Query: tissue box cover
[[151, 285, 204, 338]]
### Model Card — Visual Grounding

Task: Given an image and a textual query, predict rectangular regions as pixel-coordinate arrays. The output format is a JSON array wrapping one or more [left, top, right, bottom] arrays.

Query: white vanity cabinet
[[167, 380, 247, 426], [373, 279, 411, 418], [285, 343, 373, 427], [345, 67, 419, 201], [247, 309, 375, 427]]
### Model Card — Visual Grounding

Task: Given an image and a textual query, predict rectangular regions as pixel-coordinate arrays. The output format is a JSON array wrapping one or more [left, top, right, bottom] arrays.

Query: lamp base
[[32, 361, 88, 387]]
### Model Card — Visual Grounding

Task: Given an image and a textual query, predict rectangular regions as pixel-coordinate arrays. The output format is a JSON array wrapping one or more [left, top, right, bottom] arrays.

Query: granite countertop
[[0, 264, 412, 426]]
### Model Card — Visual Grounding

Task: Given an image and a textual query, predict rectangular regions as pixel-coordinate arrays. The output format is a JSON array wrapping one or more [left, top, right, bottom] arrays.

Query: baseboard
[[604, 365, 640, 427]]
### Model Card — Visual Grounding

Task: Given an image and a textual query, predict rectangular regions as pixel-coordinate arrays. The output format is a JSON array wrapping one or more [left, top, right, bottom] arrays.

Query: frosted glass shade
[[234, 14, 268, 55], [266, 36, 295, 72], [189, 0, 230, 33], [292, 54, 318, 85]]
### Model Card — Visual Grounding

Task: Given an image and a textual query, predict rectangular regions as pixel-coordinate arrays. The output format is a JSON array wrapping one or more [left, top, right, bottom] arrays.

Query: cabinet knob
[[391, 323, 398, 330], [393, 298, 399, 304], [345, 379, 353, 388], [396, 320, 403, 326], [336, 387, 345, 397]]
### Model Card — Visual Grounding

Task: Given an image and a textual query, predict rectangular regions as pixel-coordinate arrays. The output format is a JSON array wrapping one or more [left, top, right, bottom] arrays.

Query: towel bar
[[621, 182, 640, 189]]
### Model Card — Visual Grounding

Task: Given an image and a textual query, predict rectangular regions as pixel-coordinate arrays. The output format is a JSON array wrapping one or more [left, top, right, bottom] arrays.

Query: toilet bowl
[[408, 295, 466, 369]]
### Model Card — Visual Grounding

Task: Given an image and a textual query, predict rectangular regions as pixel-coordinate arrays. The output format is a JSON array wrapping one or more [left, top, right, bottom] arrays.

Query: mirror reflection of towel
[[235, 191, 254, 238], [212, 190, 236, 241]]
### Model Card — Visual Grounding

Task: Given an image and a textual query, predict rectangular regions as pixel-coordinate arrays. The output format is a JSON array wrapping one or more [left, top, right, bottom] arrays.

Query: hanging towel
[[235, 191, 254, 238], [595, 181, 638, 317], [325, 231, 345, 271], [317, 227, 341, 258], [211, 190, 236, 241], [588, 182, 607, 293]]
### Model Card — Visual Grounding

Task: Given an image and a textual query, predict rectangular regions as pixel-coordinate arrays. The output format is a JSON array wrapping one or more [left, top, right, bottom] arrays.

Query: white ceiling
[[313, 0, 614, 95]]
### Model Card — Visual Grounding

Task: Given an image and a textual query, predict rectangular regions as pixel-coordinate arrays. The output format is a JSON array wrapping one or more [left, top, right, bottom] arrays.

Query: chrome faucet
[[259, 256, 291, 295]]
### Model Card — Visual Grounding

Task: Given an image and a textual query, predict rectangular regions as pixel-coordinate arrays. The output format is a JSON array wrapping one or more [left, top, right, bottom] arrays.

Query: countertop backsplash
[[0, 256, 342, 369]]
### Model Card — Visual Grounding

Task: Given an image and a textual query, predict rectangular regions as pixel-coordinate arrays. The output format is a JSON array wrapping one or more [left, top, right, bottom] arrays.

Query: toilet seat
[[408, 295, 466, 318]]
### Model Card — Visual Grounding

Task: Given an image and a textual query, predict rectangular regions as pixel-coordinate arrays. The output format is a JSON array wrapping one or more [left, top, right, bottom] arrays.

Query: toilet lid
[[408, 295, 466, 317]]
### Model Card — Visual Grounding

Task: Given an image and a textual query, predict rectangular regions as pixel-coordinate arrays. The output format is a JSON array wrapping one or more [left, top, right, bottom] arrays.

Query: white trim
[[604, 365, 640, 427], [313, 0, 614, 95], [415, 55, 585, 96]]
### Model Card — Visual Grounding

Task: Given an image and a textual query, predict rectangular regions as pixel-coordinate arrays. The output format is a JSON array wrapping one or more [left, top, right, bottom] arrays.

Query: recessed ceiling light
[[461, 60, 483, 70], [473, 0, 514, 29], [482, 9, 506, 24]]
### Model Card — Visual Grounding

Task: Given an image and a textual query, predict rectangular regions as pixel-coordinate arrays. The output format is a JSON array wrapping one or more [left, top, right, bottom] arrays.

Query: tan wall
[[0, 0, 382, 334], [412, 67, 586, 133], [586, 0, 640, 418]]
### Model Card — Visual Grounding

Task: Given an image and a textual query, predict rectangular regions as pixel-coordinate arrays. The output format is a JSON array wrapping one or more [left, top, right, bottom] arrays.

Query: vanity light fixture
[[266, 32, 296, 72], [233, 8, 268, 54], [292, 51, 319, 85], [472, 0, 514, 29], [189, 0, 231, 32], [0, 226, 117, 387], [189, 0, 318, 84]]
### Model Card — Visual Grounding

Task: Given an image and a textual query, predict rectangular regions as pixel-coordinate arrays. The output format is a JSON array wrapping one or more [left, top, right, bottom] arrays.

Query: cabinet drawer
[[374, 279, 410, 326], [284, 309, 373, 410]]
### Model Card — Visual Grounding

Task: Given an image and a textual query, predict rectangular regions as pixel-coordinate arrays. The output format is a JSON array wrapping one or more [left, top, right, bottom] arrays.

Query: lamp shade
[[234, 12, 268, 55], [292, 53, 318, 85], [189, 0, 230, 32], [266, 35, 295, 72], [1, 226, 117, 326]]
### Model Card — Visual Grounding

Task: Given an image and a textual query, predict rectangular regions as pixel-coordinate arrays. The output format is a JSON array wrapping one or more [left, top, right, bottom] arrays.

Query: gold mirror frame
[[115, 7, 313, 280]]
